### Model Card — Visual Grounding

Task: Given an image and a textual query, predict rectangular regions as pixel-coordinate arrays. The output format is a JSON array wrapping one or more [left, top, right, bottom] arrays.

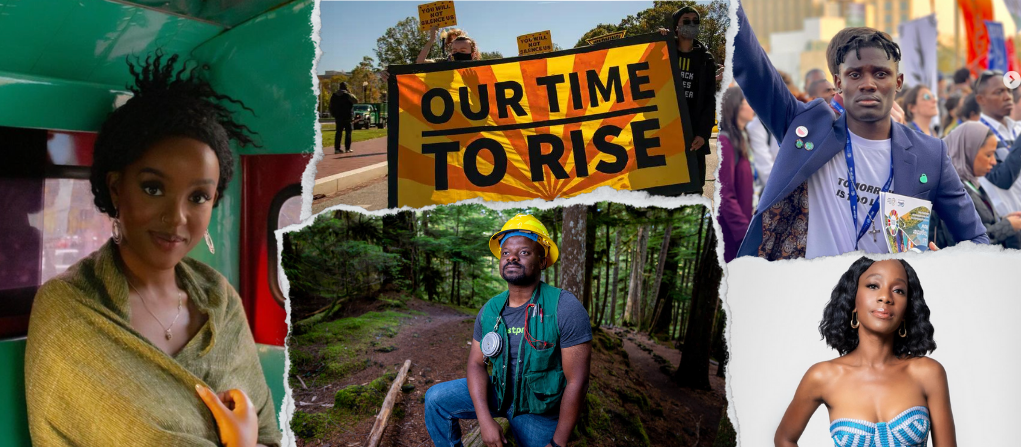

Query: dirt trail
[[609, 328, 727, 444], [295, 301, 727, 447]]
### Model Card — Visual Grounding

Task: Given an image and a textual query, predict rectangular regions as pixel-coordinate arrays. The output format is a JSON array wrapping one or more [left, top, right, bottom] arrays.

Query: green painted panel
[[188, 156, 242, 289], [0, 71, 128, 131], [0, 0, 222, 86], [257, 343, 287, 430], [0, 338, 30, 447], [123, 0, 289, 28], [191, 0, 316, 156]]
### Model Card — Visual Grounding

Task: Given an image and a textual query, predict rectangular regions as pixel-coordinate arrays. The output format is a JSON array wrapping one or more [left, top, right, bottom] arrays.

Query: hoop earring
[[850, 310, 859, 329], [899, 321, 907, 338], [205, 231, 215, 255], [111, 218, 123, 245]]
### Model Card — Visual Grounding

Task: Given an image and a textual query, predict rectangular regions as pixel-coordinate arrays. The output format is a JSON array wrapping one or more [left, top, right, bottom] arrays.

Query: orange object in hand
[[196, 385, 259, 447]]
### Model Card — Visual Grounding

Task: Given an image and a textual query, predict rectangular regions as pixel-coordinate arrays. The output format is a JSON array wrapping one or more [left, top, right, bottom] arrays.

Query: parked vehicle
[[351, 103, 388, 129]]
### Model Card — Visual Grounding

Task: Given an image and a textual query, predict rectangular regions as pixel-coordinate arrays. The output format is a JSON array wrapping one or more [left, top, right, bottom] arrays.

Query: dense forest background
[[284, 202, 726, 388]]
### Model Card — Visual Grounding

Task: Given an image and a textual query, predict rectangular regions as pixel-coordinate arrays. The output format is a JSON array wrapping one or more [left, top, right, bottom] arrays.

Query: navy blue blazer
[[732, 5, 988, 258]]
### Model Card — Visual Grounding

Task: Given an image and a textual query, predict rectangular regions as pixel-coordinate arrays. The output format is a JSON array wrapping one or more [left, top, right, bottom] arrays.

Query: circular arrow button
[[1004, 71, 1021, 89]]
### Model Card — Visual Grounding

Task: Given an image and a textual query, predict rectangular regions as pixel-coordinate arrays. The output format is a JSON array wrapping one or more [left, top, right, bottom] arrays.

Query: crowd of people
[[717, 4, 1021, 263]]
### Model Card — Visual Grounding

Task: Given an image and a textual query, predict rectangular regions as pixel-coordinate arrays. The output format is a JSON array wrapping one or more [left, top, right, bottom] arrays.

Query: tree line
[[282, 202, 726, 389]]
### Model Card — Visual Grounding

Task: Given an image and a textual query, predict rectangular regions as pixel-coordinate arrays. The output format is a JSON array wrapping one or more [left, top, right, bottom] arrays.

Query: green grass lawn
[[321, 124, 387, 149]]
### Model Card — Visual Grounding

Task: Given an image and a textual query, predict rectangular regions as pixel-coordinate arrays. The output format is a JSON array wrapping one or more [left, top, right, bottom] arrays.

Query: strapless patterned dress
[[830, 406, 930, 447]]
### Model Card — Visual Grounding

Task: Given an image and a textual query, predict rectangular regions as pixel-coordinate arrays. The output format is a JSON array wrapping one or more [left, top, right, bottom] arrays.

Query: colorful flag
[[986, 21, 1008, 71], [958, 0, 996, 74]]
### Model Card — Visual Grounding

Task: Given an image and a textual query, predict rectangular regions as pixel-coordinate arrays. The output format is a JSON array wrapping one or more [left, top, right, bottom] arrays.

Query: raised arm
[[775, 363, 828, 447], [916, 358, 957, 447], [733, 4, 803, 140], [552, 341, 592, 447], [416, 26, 440, 63], [933, 139, 990, 244]]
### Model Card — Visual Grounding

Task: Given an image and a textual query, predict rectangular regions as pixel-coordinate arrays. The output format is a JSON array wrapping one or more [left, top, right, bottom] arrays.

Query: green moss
[[290, 411, 330, 440], [617, 388, 650, 412], [712, 407, 737, 447], [369, 371, 398, 393], [334, 384, 384, 414], [291, 310, 415, 383]]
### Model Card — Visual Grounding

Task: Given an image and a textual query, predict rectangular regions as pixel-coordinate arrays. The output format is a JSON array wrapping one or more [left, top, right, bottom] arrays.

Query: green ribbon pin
[[920, 174, 928, 184]]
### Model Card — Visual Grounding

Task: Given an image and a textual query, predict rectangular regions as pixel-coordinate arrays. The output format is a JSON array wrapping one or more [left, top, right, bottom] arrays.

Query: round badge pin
[[795, 126, 808, 138], [920, 174, 928, 184], [805, 142, 815, 150], [796, 139, 804, 148]]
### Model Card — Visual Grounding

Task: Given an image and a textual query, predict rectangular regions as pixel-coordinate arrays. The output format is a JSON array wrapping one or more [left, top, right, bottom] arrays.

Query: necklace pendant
[[165, 329, 173, 340]]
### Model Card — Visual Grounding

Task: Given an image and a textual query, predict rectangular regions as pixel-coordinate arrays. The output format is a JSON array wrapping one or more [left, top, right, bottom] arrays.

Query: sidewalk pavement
[[312, 137, 387, 196]]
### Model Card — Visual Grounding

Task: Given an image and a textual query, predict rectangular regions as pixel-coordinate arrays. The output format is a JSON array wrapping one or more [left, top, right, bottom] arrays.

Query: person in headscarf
[[931, 121, 1021, 249]]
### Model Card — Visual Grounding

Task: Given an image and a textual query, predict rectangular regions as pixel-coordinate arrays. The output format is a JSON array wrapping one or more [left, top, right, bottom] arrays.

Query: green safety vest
[[479, 281, 564, 417]]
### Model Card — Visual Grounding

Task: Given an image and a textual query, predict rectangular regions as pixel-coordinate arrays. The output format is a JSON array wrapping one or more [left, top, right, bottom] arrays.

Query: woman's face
[[973, 135, 999, 177], [737, 99, 755, 127], [107, 137, 220, 271], [854, 260, 909, 336], [450, 40, 472, 56], [910, 87, 939, 119]]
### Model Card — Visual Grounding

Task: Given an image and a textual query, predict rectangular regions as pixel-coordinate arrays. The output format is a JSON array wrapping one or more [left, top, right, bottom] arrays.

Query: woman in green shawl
[[24, 52, 282, 447]]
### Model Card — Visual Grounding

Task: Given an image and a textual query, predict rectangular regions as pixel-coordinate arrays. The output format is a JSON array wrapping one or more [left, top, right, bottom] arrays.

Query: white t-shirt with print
[[978, 114, 1021, 215], [806, 130, 893, 259]]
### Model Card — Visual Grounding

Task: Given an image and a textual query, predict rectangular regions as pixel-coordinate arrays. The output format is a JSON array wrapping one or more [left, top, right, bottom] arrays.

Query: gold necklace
[[127, 279, 183, 341]]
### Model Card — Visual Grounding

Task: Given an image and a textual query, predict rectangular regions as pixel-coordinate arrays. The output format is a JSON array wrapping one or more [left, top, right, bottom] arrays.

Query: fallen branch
[[366, 359, 412, 447]]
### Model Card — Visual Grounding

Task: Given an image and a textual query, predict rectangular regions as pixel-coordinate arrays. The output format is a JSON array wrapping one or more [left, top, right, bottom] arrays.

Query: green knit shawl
[[24, 241, 281, 446]]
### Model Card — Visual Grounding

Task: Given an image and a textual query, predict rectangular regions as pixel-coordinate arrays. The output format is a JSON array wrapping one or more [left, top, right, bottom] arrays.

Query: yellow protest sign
[[517, 30, 553, 56], [418, 1, 456, 31], [585, 30, 627, 46], [385, 34, 700, 208]]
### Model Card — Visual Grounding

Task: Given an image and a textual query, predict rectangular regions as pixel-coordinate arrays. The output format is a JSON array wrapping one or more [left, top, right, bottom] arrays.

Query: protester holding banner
[[717, 87, 755, 263], [731, 3, 988, 260], [668, 6, 718, 185], [417, 26, 479, 63], [931, 122, 1021, 250], [900, 85, 939, 137]]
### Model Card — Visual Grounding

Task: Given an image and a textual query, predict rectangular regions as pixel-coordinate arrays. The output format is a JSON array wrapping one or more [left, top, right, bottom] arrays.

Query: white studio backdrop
[[726, 245, 1021, 447]]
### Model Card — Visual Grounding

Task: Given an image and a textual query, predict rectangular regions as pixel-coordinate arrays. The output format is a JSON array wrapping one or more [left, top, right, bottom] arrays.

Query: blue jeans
[[424, 378, 559, 447]]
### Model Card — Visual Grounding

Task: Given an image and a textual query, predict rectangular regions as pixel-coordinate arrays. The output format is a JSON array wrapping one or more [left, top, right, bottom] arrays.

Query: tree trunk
[[582, 205, 597, 311], [623, 225, 649, 327], [558, 205, 587, 299], [597, 204, 612, 324], [674, 218, 722, 390], [713, 309, 728, 378], [645, 217, 674, 332], [651, 227, 681, 337], [607, 231, 623, 326]]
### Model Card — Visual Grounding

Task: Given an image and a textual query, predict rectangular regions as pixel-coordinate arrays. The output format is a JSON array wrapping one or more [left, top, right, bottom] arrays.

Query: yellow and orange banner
[[385, 34, 698, 208]]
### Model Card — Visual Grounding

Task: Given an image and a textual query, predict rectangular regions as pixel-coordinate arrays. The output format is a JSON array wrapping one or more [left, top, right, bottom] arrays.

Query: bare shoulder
[[905, 356, 947, 382], [803, 359, 841, 384]]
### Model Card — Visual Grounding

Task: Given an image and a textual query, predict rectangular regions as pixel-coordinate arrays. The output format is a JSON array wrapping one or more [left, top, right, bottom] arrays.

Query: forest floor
[[288, 295, 732, 447]]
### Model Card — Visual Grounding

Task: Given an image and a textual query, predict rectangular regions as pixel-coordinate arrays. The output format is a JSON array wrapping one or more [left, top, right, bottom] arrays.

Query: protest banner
[[585, 30, 627, 46], [418, 1, 456, 31], [517, 31, 553, 56], [385, 33, 699, 209]]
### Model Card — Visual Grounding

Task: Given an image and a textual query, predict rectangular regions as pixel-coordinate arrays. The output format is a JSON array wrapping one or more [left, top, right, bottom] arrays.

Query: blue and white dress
[[830, 406, 930, 447]]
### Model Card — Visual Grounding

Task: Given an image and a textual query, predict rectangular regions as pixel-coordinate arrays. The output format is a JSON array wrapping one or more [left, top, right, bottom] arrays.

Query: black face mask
[[451, 52, 473, 61]]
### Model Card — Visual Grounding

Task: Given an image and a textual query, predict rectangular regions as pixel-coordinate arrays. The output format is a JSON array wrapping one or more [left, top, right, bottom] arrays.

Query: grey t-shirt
[[473, 289, 592, 394]]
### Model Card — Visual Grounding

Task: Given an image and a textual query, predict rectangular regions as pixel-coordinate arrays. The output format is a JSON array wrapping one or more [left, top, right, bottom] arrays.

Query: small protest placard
[[585, 30, 627, 46], [418, 1, 456, 31], [517, 30, 553, 56]]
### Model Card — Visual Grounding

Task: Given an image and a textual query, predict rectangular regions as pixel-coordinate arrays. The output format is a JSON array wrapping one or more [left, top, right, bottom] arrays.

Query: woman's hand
[[658, 27, 670, 36], [196, 385, 258, 447], [891, 101, 906, 124], [1007, 214, 1021, 231]]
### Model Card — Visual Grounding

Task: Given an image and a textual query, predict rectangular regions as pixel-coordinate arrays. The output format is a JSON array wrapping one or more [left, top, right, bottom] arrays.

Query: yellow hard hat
[[489, 214, 559, 266]]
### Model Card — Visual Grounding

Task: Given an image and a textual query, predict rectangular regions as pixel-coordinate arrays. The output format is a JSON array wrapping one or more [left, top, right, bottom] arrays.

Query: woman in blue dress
[[774, 258, 956, 447]]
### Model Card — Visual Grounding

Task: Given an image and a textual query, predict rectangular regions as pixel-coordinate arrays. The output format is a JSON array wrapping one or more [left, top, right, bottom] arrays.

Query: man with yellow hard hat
[[424, 214, 592, 447]]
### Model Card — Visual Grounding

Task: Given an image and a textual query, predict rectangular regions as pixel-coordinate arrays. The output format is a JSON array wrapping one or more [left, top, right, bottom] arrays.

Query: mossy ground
[[291, 369, 402, 442], [289, 306, 423, 387]]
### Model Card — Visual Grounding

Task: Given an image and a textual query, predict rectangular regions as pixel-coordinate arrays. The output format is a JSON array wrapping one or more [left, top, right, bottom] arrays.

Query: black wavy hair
[[825, 27, 901, 78], [90, 50, 258, 218], [819, 257, 936, 357]]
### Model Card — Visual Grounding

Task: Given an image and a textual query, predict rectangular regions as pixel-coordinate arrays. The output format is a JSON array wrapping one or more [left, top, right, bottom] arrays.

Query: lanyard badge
[[845, 128, 894, 250], [980, 117, 1017, 144]]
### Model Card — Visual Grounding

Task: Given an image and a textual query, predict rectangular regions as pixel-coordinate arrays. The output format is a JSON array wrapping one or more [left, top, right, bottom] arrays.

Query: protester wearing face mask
[[416, 26, 480, 64], [659, 6, 718, 187]]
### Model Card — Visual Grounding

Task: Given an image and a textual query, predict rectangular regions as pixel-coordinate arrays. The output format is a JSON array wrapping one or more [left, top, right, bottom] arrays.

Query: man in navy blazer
[[732, 4, 988, 260]]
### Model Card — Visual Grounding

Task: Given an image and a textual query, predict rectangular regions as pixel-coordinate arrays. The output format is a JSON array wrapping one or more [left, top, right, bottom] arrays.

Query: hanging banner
[[898, 15, 938, 95], [1005, 0, 1021, 30], [385, 33, 699, 208], [1008, 37, 1021, 73], [986, 21, 1008, 72], [957, 0, 995, 73]]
